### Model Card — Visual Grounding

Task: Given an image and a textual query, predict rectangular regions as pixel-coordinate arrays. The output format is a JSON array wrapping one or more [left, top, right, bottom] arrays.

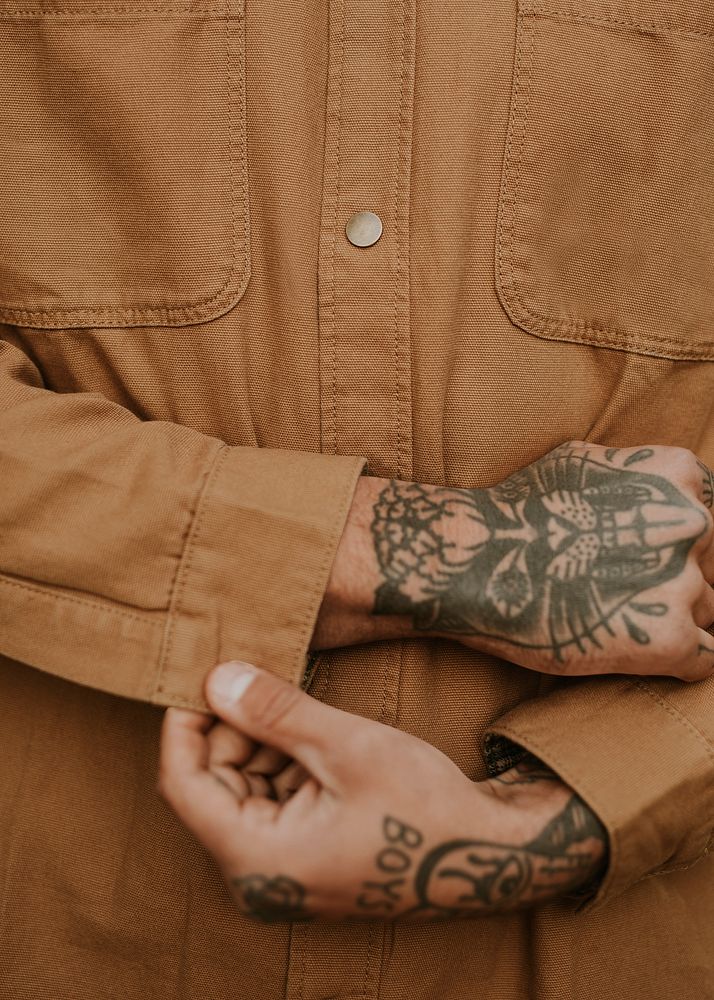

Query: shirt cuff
[[483, 677, 714, 913], [152, 445, 367, 709]]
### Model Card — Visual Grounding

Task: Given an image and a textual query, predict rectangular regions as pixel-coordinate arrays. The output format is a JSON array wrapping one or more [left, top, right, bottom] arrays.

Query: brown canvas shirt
[[1, 0, 713, 997]]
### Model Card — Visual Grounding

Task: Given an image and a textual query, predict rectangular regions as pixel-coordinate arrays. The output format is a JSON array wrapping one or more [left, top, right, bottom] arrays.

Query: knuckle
[[643, 629, 689, 675], [651, 634, 687, 669], [654, 446, 692, 479], [668, 445, 694, 464]]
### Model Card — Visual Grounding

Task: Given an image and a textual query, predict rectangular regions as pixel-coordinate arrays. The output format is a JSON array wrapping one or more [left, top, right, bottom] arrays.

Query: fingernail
[[209, 661, 258, 706]]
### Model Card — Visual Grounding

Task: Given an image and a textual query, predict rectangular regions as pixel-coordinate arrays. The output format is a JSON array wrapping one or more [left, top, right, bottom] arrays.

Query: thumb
[[204, 661, 356, 784]]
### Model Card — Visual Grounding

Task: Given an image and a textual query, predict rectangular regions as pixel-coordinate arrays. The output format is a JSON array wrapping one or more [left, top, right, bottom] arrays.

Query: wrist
[[310, 475, 494, 652], [311, 475, 421, 649], [486, 756, 609, 888], [486, 760, 573, 836]]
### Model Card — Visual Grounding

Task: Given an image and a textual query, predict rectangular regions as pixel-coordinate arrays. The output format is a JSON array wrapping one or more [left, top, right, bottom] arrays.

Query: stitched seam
[[0, 571, 164, 625], [497, 6, 537, 346], [633, 854, 708, 881], [0, 4, 232, 13], [286, 459, 367, 687], [330, 0, 345, 457], [496, 13, 714, 361], [154, 443, 229, 697], [285, 920, 308, 1000], [0, 0, 249, 325], [632, 680, 714, 760], [233, 0, 249, 291], [628, 678, 714, 876], [486, 721, 620, 903], [529, 6, 714, 40], [363, 924, 377, 1000], [157, 693, 207, 708], [392, 0, 407, 481]]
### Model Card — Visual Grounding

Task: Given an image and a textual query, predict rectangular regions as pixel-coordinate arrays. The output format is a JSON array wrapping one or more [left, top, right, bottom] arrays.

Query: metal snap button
[[345, 210, 383, 248]]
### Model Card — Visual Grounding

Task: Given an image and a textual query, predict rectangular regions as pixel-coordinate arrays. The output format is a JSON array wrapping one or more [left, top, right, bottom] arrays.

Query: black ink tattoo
[[355, 816, 423, 913], [230, 874, 312, 922], [491, 753, 561, 786], [622, 448, 655, 467], [371, 446, 708, 663], [603, 447, 654, 468], [413, 798, 603, 915], [697, 460, 714, 510], [356, 795, 607, 919]]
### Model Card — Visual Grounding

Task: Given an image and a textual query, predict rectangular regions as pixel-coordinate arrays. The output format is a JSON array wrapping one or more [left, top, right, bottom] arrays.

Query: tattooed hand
[[159, 661, 607, 922], [371, 443, 714, 681]]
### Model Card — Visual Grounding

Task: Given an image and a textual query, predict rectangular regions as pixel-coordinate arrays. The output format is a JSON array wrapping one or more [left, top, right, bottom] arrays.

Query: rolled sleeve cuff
[[152, 445, 367, 710], [483, 677, 714, 913]]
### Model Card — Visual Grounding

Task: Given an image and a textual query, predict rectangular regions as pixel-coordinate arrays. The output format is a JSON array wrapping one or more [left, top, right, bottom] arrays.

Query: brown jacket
[[1, 0, 713, 997]]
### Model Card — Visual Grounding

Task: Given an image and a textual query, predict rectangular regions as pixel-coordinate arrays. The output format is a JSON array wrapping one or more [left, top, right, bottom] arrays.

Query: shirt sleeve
[[483, 673, 714, 912], [0, 337, 366, 709]]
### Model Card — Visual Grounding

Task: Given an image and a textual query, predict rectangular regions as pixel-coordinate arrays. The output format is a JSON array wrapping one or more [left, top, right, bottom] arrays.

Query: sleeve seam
[[631, 851, 709, 883], [0, 570, 165, 626], [153, 441, 228, 699], [285, 456, 367, 687], [632, 679, 714, 761]]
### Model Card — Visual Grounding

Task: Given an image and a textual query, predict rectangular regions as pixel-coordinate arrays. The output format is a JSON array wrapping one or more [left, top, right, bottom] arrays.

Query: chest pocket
[[496, 0, 714, 361], [0, 0, 249, 329]]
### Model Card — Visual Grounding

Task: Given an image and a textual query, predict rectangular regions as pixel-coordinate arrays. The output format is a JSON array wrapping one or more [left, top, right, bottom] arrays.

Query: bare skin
[[159, 442, 713, 922], [313, 442, 714, 680], [159, 663, 607, 923]]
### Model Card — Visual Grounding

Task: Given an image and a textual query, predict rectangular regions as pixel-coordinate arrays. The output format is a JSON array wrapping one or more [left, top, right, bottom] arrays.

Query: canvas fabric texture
[[0, 0, 713, 997]]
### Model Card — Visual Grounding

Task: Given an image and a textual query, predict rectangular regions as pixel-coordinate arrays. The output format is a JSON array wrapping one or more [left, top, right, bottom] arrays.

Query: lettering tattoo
[[356, 798, 607, 919], [230, 874, 312, 923], [370, 446, 708, 663], [355, 816, 424, 913], [227, 783, 606, 923]]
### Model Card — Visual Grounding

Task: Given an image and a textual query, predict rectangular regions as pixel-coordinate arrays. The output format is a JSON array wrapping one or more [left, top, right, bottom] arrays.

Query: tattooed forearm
[[356, 799, 607, 920], [370, 444, 708, 665], [230, 874, 313, 922]]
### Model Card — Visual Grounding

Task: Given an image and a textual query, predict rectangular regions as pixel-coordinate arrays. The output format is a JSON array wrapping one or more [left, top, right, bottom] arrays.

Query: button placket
[[316, 0, 415, 483], [287, 2, 416, 1000]]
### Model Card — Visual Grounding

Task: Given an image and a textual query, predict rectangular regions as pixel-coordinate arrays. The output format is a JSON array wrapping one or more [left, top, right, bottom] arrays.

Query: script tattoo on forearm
[[370, 445, 708, 663], [356, 798, 607, 919], [230, 874, 312, 922]]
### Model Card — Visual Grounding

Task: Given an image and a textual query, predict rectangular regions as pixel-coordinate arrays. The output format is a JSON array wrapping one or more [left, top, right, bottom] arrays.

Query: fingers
[[159, 707, 247, 860], [273, 760, 310, 803], [204, 661, 364, 785], [206, 723, 255, 799], [241, 744, 291, 799], [246, 744, 292, 777]]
